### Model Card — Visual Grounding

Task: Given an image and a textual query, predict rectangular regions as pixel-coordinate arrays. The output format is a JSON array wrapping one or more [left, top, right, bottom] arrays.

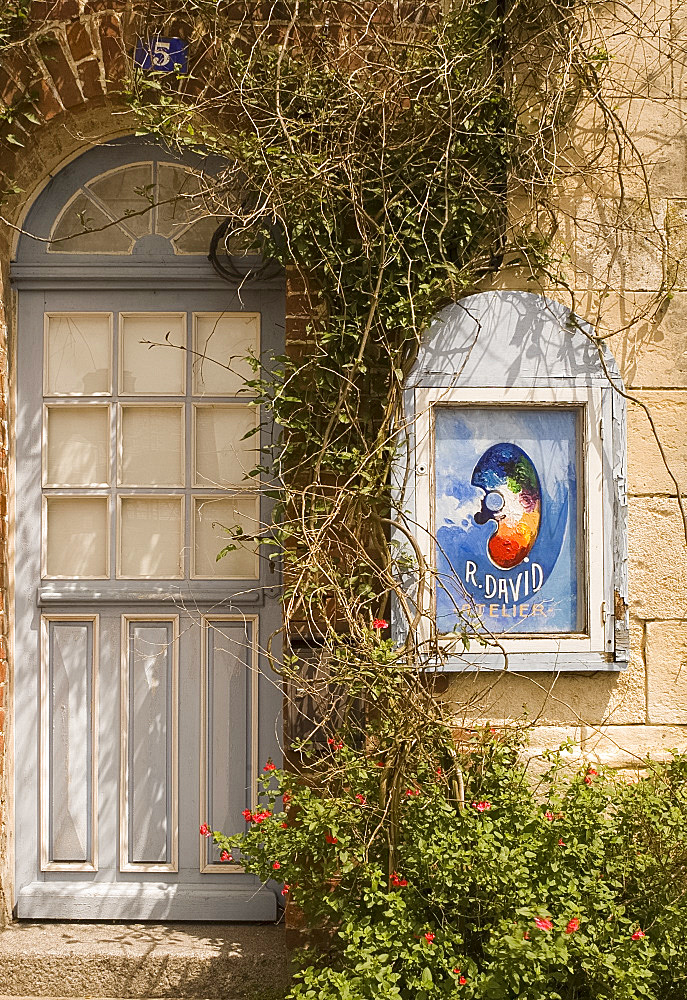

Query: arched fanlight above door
[[49, 161, 220, 255]]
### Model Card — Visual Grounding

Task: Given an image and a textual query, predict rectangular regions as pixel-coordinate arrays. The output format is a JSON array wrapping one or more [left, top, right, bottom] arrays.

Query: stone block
[[447, 621, 646, 726], [98, 14, 126, 91], [628, 497, 687, 618], [77, 58, 104, 99], [0, 67, 24, 108], [66, 20, 95, 63], [645, 620, 687, 723], [36, 34, 83, 108], [597, 291, 687, 389], [571, 195, 666, 293], [614, 100, 687, 196], [627, 391, 687, 494], [582, 723, 687, 765], [520, 725, 584, 767], [31, 75, 62, 120], [1, 48, 34, 94]]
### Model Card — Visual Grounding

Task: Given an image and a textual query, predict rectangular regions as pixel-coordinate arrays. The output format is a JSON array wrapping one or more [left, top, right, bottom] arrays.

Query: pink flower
[[272, 861, 281, 870], [264, 761, 276, 771], [325, 833, 338, 844], [535, 917, 553, 931], [424, 932, 435, 942], [372, 618, 388, 629], [566, 918, 580, 934], [632, 928, 646, 940], [242, 809, 253, 822], [220, 850, 231, 862], [355, 793, 366, 804], [544, 811, 554, 821], [199, 823, 212, 838], [390, 871, 408, 887]]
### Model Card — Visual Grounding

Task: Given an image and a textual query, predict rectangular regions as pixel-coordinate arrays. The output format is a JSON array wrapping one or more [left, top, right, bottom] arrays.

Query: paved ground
[[0, 923, 290, 999]]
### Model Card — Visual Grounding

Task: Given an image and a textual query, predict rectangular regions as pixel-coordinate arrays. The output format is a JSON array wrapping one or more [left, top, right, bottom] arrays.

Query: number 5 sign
[[134, 36, 189, 74]]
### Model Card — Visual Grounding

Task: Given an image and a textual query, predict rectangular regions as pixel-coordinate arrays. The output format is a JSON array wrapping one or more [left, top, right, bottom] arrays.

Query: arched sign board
[[400, 291, 628, 672]]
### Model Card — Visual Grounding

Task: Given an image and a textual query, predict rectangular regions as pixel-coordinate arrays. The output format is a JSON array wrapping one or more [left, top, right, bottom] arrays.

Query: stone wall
[[446, 0, 687, 772]]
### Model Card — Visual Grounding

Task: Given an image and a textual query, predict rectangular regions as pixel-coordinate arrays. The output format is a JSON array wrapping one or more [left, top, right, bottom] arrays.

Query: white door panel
[[15, 285, 283, 920]]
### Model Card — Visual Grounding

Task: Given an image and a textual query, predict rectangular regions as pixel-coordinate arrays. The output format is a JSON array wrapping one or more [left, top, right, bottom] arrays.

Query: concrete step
[[0, 923, 291, 999]]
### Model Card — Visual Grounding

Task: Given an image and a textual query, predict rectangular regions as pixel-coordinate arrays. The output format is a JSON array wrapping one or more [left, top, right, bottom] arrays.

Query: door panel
[[121, 617, 178, 871], [15, 284, 283, 920], [41, 616, 97, 871]]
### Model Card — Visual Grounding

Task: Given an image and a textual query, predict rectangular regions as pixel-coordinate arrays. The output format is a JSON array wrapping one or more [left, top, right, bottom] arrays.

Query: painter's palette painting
[[434, 407, 581, 635]]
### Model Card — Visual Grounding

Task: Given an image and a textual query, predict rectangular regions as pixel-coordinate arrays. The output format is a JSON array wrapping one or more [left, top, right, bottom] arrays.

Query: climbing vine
[[120, 0, 680, 687]]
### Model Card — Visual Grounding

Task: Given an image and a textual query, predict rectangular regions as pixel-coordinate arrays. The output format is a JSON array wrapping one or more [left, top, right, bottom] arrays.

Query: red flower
[[405, 788, 420, 797], [282, 793, 291, 805], [584, 767, 598, 785], [325, 833, 338, 844], [523, 931, 530, 940], [544, 811, 554, 821], [220, 850, 231, 862], [453, 968, 461, 974], [272, 861, 281, 870], [459, 977, 467, 985], [242, 809, 253, 822], [327, 737, 344, 750], [558, 838, 565, 846], [264, 761, 276, 771], [355, 793, 366, 804], [584, 775, 593, 785], [473, 800, 491, 812], [632, 928, 646, 940], [199, 823, 212, 838], [281, 822, 288, 829], [535, 917, 553, 931], [282, 884, 290, 895], [424, 932, 435, 942], [376, 761, 385, 767], [372, 618, 388, 629], [390, 871, 408, 887], [565, 918, 580, 934], [436, 767, 443, 776]]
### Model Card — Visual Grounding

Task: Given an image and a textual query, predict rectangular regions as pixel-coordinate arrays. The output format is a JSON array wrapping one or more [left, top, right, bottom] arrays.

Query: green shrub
[[211, 725, 687, 1000]]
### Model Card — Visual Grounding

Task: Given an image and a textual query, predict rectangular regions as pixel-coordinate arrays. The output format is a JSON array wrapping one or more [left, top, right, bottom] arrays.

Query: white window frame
[[412, 385, 612, 661]]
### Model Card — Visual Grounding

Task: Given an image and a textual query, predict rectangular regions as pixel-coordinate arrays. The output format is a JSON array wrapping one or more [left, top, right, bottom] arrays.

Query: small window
[[403, 292, 627, 671], [49, 162, 219, 256]]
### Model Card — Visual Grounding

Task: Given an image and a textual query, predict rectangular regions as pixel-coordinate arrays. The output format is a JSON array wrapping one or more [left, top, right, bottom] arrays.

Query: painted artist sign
[[434, 406, 581, 635]]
